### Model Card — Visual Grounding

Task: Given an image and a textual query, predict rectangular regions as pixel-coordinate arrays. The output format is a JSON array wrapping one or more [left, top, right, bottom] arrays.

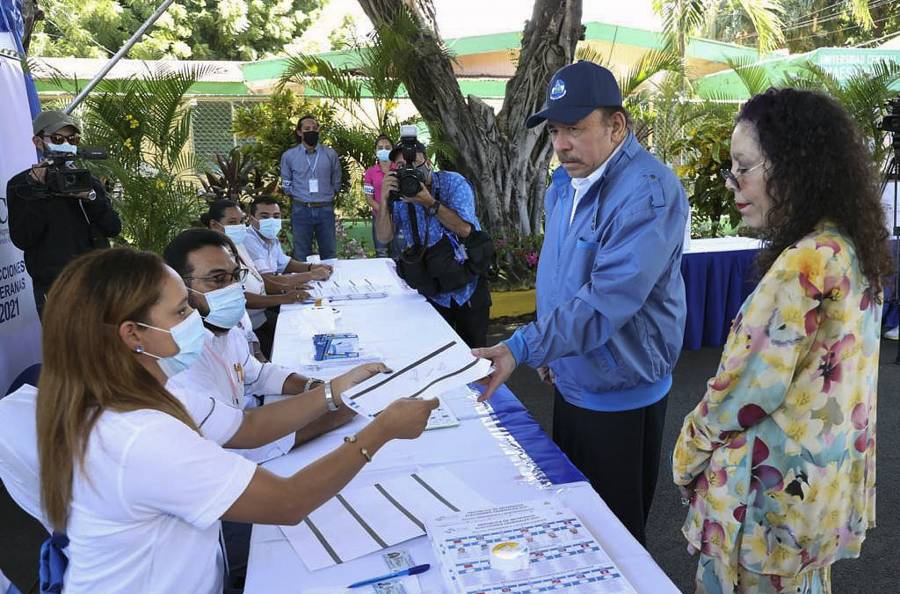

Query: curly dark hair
[[737, 88, 893, 292]]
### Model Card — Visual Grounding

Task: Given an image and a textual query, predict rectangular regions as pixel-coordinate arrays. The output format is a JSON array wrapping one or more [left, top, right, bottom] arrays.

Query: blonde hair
[[37, 248, 199, 530]]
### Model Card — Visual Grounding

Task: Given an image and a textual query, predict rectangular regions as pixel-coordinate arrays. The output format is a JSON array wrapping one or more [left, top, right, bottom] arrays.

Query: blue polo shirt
[[391, 171, 480, 308]]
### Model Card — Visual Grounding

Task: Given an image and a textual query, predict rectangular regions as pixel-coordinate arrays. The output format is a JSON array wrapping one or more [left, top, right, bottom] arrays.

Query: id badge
[[309, 178, 319, 193]]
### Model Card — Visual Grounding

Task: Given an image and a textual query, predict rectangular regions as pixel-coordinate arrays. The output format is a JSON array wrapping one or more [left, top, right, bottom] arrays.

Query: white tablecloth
[[245, 258, 680, 594], [685, 236, 761, 254]]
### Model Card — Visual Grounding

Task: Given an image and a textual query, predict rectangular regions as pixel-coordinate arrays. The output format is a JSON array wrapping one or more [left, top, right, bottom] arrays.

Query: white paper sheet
[[342, 340, 492, 417], [425, 399, 460, 431], [304, 575, 422, 594], [428, 499, 637, 594], [307, 264, 406, 301], [280, 468, 492, 571]]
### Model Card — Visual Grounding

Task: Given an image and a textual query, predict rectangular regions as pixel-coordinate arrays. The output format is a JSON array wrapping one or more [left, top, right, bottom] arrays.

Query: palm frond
[[733, 0, 785, 53], [619, 46, 683, 98], [659, 0, 706, 54], [724, 56, 773, 96], [847, 0, 875, 31], [575, 45, 613, 69]]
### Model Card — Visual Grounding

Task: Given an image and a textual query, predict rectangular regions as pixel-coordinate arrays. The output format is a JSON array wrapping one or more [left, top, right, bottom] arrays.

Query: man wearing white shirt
[[244, 195, 332, 283], [163, 228, 358, 591], [162, 228, 354, 463]]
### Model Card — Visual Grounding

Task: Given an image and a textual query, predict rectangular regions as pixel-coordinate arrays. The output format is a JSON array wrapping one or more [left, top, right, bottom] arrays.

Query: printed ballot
[[428, 499, 637, 594], [342, 340, 492, 417], [280, 469, 492, 571]]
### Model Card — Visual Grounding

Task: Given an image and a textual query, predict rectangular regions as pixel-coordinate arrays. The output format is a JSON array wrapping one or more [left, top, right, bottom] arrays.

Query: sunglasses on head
[[43, 133, 81, 146]]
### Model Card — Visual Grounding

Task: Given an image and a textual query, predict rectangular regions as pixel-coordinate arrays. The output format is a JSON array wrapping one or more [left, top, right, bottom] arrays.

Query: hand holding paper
[[342, 340, 493, 416], [470, 342, 517, 401]]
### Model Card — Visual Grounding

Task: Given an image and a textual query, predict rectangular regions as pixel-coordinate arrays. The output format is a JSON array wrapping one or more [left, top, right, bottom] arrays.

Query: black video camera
[[388, 125, 425, 202], [879, 96, 900, 135], [43, 147, 107, 195]]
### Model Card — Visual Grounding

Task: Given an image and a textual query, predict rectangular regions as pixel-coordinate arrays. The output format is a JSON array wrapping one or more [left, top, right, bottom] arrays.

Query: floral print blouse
[[673, 222, 880, 578]]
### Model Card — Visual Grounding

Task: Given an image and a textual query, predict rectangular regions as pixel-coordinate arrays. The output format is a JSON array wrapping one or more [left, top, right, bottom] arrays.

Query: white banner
[[0, 45, 42, 395]]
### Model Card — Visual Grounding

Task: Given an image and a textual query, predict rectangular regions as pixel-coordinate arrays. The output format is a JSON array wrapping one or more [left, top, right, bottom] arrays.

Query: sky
[[296, 0, 663, 52]]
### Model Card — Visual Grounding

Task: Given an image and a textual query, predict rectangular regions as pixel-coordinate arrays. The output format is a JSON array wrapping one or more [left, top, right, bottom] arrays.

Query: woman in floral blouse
[[673, 88, 893, 593]]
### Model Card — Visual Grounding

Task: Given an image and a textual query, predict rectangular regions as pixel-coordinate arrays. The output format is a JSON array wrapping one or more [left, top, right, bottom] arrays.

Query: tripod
[[881, 149, 900, 364]]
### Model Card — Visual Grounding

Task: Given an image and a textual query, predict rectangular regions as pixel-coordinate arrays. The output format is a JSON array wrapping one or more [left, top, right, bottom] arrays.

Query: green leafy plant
[[670, 104, 742, 238], [491, 231, 545, 291], [199, 147, 278, 206], [335, 219, 371, 260], [70, 66, 207, 253]]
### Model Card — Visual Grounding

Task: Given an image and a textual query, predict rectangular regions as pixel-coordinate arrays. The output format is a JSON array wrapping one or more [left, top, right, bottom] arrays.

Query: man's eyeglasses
[[43, 133, 81, 146], [719, 161, 765, 190], [184, 268, 249, 286]]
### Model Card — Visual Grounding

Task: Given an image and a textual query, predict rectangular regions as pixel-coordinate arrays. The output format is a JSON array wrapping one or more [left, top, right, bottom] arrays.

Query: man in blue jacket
[[474, 61, 688, 545]]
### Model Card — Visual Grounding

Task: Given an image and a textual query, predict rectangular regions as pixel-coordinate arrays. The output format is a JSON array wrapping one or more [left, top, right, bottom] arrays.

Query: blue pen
[[347, 563, 430, 589]]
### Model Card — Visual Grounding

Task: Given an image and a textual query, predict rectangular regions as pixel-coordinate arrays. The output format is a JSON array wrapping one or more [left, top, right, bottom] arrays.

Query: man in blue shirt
[[475, 62, 688, 545], [280, 115, 342, 261], [373, 141, 491, 347]]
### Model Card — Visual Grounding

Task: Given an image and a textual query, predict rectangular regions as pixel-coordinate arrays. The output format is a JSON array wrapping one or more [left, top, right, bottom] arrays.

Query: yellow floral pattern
[[674, 223, 880, 586]]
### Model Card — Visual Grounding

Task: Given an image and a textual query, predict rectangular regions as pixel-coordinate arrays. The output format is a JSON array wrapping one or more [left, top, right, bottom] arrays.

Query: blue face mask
[[46, 142, 77, 156], [138, 310, 208, 378], [223, 224, 247, 246], [258, 217, 282, 240], [192, 282, 247, 330], [376, 148, 391, 162]]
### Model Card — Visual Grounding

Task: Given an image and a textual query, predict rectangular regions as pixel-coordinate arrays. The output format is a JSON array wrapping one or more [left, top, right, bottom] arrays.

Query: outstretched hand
[[471, 343, 517, 402]]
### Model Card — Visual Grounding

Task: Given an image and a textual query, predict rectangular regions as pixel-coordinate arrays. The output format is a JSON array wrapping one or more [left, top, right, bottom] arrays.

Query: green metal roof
[[296, 77, 509, 100], [241, 21, 759, 85], [695, 47, 900, 100], [35, 78, 253, 97]]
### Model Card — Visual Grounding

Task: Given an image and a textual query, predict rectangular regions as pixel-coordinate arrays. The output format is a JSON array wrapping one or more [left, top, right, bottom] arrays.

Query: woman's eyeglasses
[[43, 133, 81, 146], [720, 161, 765, 190]]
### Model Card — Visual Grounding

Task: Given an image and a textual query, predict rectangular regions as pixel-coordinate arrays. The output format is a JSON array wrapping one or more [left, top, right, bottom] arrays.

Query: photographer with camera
[[375, 128, 493, 347], [6, 110, 121, 316]]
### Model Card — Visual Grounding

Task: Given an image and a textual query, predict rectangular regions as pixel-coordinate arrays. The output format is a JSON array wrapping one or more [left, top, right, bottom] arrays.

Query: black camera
[[388, 125, 425, 202], [44, 147, 107, 195], [879, 96, 900, 134]]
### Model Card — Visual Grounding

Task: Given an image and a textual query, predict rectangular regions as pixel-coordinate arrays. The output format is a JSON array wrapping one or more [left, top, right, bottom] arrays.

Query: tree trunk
[[356, 0, 583, 235], [20, 0, 42, 53]]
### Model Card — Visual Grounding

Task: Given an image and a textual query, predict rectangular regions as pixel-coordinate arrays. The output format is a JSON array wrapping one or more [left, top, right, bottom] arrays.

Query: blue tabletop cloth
[[473, 384, 586, 486], [681, 241, 898, 351]]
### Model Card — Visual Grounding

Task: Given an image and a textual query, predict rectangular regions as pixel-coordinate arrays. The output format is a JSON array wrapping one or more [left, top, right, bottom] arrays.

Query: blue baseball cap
[[525, 61, 622, 129]]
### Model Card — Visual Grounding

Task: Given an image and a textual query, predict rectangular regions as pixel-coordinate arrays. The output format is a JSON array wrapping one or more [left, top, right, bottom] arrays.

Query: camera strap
[[405, 201, 428, 263]]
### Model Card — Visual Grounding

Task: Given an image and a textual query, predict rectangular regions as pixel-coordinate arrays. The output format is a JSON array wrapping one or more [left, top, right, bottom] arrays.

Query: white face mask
[[189, 282, 247, 330], [137, 310, 208, 378], [223, 224, 247, 246], [46, 141, 77, 155], [258, 217, 282, 240]]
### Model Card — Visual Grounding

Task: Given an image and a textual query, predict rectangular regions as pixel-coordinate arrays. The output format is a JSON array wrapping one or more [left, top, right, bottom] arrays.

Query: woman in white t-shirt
[[202, 199, 308, 358], [36, 248, 437, 594]]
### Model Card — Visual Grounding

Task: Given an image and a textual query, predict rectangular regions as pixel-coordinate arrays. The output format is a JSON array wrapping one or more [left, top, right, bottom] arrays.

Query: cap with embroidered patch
[[525, 61, 622, 129]]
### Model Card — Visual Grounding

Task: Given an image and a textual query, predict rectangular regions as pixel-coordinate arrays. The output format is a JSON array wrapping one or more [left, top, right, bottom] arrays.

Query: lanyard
[[305, 150, 321, 176]]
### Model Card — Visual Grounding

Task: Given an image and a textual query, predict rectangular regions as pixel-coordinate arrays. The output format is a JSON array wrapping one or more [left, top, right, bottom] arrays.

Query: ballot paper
[[428, 499, 637, 594], [280, 469, 492, 571], [307, 269, 398, 302], [342, 340, 492, 417], [425, 399, 460, 431]]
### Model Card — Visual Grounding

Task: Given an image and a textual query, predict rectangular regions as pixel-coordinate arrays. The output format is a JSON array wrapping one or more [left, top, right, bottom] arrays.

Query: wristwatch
[[426, 199, 440, 217], [324, 380, 339, 411], [304, 377, 324, 392]]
